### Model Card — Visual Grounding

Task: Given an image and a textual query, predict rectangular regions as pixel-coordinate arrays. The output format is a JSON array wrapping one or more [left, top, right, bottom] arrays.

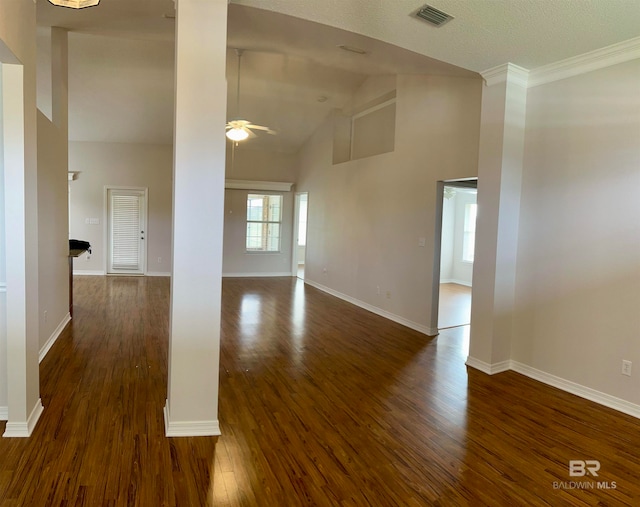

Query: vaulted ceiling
[[36, 0, 640, 151]]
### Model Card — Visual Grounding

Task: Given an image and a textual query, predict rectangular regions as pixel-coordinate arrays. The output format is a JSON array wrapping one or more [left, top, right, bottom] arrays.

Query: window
[[297, 195, 308, 246], [462, 203, 477, 263], [246, 194, 282, 252]]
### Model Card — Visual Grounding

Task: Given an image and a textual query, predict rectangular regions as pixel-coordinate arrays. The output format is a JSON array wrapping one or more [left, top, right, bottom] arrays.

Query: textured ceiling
[[36, 0, 640, 150], [232, 0, 640, 72]]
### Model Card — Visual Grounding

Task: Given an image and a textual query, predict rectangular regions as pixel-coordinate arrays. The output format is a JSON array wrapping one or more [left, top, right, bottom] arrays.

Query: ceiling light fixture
[[226, 127, 250, 142], [48, 0, 100, 8]]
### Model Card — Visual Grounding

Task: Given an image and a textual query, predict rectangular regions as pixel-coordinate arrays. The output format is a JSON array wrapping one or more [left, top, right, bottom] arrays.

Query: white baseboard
[[305, 279, 438, 337], [511, 361, 640, 419], [465, 357, 640, 419], [74, 270, 170, 277], [0, 406, 7, 421], [39, 313, 71, 363], [163, 401, 221, 437], [465, 356, 510, 374], [223, 272, 293, 278], [3, 398, 44, 437], [440, 279, 472, 287]]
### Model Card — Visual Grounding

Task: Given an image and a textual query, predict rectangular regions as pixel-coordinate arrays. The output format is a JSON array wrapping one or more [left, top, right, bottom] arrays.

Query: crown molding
[[225, 179, 293, 192], [528, 36, 640, 88], [481, 63, 529, 88]]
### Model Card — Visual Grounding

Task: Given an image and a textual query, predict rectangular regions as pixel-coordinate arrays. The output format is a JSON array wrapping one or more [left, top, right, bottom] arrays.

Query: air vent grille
[[415, 4, 454, 27]]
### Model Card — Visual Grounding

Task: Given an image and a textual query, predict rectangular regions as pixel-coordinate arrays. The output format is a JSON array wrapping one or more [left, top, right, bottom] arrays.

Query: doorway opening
[[432, 179, 477, 332], [292, 192, 308, 279]]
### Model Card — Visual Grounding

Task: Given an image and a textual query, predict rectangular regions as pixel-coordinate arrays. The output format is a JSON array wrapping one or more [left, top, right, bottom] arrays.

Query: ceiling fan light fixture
[[226, 127, 249, 142], [48, 0, 100, 8]]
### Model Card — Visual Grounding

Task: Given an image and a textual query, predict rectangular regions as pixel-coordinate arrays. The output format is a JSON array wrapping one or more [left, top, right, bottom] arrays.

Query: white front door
[[107, 188, 147, 275]]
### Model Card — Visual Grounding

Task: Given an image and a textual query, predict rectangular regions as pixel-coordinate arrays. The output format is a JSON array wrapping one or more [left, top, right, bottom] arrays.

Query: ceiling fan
[[226, 49, 277, 142]]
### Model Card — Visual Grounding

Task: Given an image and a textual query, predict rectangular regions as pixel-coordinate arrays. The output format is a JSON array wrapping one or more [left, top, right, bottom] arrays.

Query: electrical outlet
[[386, 291, 391, 299], [622, 360, 632, 376], [158, 257, 162, 263], [44, 310, 48, 322]]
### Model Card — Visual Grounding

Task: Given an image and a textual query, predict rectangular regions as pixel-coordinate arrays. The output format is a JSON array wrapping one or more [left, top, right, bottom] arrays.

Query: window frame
[[245, 193, 283, 253], [462, 202, 477, 263]]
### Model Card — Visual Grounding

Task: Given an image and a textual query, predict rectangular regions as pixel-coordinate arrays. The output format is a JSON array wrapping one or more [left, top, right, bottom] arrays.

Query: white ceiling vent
[[415, 4, 454, 27]]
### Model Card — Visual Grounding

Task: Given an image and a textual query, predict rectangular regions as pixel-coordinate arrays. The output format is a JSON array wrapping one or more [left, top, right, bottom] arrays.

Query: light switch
[[418, 237, 426, 247]]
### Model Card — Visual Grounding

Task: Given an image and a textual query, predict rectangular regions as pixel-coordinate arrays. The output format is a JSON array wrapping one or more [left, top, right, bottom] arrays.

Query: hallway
[[1, 276, 639, 505]]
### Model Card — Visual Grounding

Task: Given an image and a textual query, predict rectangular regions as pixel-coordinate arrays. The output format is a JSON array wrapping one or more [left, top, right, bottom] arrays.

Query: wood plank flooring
[[1, 275, 640, 505]]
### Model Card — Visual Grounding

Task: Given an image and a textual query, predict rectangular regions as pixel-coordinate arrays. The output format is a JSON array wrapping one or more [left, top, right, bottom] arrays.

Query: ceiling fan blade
[[227, 119, 250, 128], [247, 124, 277, 135]]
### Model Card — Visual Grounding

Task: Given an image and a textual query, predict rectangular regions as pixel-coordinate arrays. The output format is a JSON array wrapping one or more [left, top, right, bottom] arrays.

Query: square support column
[[3, 60, 42, 437], [467, 64, 528, 374], [164, 0, 227, 437]]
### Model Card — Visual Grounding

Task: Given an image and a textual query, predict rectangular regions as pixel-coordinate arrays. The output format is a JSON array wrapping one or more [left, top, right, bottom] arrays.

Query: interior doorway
[[432, 179, 477, 331], [292, 192, 308, 279]]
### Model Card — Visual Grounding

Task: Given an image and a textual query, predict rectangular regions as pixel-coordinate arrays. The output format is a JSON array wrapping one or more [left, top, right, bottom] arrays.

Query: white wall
[[68, 33, 174, 145], [37, 111, 70, 351], [223, 188, 294, 276], [225, 144, 298, 182], [297, 74, 482, 333], [37, 27, 70, 356], [36, 27, 52, 121], [513, 59, 640, 404], [223, 146, 298, 276], [69, 141, 173, 275]]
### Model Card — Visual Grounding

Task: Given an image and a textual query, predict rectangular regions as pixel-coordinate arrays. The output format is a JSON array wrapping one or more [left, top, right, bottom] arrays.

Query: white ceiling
[[36, 0, 640, 151], [233, 0, 640, 72]]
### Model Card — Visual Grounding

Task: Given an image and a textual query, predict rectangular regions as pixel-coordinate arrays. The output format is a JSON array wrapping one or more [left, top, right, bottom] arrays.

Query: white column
[[0, 60, 6, 421], [3, 61, 42, 437], [164, 0, 227, 437], [467, 64, 528, 374], [51, 27, 68, 135]]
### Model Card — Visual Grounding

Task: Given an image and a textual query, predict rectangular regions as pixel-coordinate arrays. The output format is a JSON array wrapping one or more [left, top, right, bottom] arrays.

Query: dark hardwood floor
[[1, 276, 639, 506]]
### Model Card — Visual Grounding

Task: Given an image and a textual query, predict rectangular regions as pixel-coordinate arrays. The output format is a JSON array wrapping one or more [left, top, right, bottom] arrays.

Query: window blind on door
[[111, 194, 141, 270]]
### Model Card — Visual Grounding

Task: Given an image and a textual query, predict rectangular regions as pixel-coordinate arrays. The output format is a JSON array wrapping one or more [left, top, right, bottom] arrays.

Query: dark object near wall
[[69, 239, 91, 254]]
